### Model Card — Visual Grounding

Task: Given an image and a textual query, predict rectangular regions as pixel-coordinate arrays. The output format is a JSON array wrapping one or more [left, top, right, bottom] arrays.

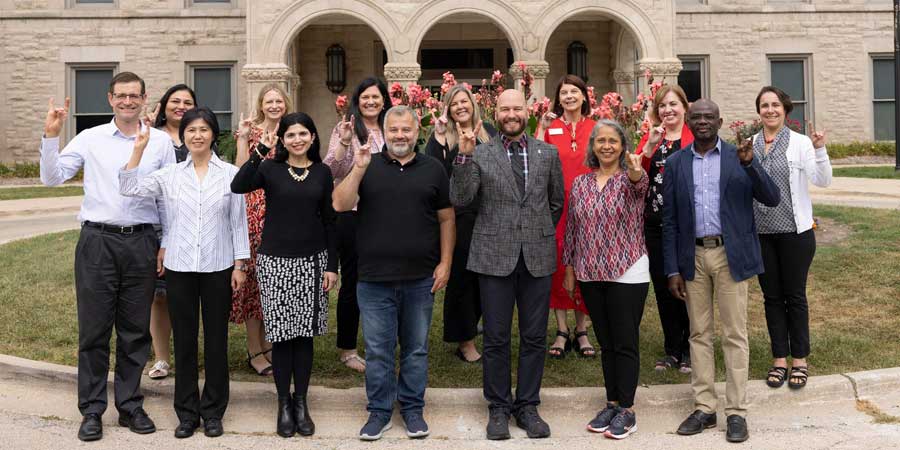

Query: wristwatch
[[234, 264, 248, 272]]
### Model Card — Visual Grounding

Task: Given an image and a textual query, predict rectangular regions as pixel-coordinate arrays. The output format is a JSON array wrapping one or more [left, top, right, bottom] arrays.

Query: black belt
[[83, 221, 152, 235], [695, 235, 724, 248]]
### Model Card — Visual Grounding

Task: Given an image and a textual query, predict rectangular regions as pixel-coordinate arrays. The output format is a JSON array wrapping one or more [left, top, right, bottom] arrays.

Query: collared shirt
[[692, 138, 722, 238], [500, 133, 529, 188], [40, 118, 176, 226], [119, 153, 250, 273]]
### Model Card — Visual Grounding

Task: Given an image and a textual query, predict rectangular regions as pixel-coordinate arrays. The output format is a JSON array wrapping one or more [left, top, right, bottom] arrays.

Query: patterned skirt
[[256, 251, 329, 343]]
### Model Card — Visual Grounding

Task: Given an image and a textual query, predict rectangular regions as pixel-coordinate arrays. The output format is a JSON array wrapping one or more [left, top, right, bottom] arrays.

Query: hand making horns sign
[[456, 120, 481, 156], [353, 134, 373, 169], [737, 136, 754, 166], [624, 149, 644, 182], [260, 123, 279, 150], [808, 121, 827, 150], [44, 97, 71, 138], [237, 111, 255, 140], [338, 114, 356, 146]]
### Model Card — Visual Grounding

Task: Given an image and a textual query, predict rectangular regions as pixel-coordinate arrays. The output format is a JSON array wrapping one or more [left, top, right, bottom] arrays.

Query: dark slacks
[[645, 224, 690, 360], [479, 253, 551, 411], [74, 225, 157, 416], [165, 268, 233, 422], [443, 212, 482, 343], [336, 211, 360, 350], [758, 229, 816, 359], [580, 281, 648, 409], [272, 337, 314, 397]]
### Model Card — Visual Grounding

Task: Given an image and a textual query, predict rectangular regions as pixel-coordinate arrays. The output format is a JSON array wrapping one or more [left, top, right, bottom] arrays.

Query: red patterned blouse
[[563, 170, 649, 282]]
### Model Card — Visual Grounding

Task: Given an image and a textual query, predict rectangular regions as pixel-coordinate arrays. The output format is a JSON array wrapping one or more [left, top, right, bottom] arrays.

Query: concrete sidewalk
[[0, 354, 898, 449]]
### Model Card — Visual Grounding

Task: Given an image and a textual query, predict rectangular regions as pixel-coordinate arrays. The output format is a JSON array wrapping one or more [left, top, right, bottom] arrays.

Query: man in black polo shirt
[[333, 105, 455, 441]]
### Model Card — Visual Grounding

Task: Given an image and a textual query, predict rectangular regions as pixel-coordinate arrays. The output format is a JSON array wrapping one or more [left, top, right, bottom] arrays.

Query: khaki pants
[[685, 245, 749, 417]]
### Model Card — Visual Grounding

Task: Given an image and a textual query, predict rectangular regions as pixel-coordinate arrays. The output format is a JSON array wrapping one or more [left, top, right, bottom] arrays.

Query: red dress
[[542, 117, 594, 313], [229, 127, 273, 323]]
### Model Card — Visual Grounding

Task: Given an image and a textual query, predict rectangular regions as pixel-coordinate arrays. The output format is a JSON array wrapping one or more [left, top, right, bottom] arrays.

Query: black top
[[356, 151, 451, 282], [644, 138, 682, 228], [231, 146, 337, 272], [174, 143, 188, 163], [423, 121, 496, 216]]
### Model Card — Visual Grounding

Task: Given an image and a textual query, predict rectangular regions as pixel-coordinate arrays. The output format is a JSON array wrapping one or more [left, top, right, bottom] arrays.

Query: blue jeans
[[357, 277, 434, 416]]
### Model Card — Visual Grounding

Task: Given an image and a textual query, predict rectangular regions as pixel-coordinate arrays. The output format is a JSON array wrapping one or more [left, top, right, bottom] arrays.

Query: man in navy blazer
[[661, 99, 779, 444]]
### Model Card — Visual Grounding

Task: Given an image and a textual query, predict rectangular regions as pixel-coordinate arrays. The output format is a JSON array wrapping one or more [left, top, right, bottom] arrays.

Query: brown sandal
[[788, 366, 808, 389], [766, 366, 788, 388]]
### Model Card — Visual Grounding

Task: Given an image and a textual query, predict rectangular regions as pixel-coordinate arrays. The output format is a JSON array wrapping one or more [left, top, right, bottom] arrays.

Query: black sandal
[[766, 366, 788, 388], [548, 330, 571, 359], [247, 350, 273, 376], [573, 330, 596, 358], [788, 366, 809, 390]]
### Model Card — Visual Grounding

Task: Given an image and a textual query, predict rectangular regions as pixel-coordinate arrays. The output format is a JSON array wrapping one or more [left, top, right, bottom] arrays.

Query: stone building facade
[[0, 0, 893, 162]]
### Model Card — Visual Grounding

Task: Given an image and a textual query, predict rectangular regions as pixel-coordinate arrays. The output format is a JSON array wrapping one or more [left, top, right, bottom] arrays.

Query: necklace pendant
[[288, 166, 309, 182]]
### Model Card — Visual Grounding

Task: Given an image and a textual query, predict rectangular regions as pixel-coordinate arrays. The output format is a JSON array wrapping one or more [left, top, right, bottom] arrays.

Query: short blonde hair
[[253, 83, 293, 125]]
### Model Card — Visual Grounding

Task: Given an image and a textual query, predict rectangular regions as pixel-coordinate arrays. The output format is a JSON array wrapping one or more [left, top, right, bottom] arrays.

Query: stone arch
[[402, 0, 527, 62], [534, 0, 668, 62], [260, 0, 400, 64]]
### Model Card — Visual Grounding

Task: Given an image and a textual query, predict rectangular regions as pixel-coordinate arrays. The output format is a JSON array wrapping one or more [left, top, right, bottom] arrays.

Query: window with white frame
[[769, 56, 811, 134], [188, 63, 235, 131], [69, 65, 116, 135], [677, 55, 708, 102], [872, 57, 895, 141]]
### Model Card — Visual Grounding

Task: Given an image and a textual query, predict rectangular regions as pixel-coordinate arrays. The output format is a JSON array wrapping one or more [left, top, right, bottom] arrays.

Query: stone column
[[509, 60, 550, 101], [636, 59, 684, 90], [240, 63, 299, 111], [383, 62, 422, 87], [611, 70, 636, 104]]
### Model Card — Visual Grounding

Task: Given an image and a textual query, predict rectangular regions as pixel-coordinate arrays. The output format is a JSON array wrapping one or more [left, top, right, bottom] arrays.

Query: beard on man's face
[[500, 117, 525, 137], [387, 141, 412, 158]]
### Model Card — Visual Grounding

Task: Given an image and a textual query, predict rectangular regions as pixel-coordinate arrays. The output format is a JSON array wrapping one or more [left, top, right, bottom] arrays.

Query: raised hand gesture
[[237, 111, 254, 140], [354, 137, 372, 169], [134, 114, 152, 154], [540, 111, 557, 130], [260, 123, 279, 149], [456, 121, 481, 155], [737, 136, 754, 166], [44, 97, 70, 138], [625, 150, 643, 182], [145, 103, 161, 127], [433, 110, 449, 136], [808, 121, 826, 149], [338, 114, 355, 145], [647, 125, 665, 148]]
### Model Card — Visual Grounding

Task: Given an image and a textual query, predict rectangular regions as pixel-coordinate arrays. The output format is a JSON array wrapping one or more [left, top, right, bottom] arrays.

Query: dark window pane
[[771, 60, 805, 101], [874, 101, 896, 141], [420, 49, 493, 70], [874, 59, 895, 100], [678, 60, 702, 102], [215, 113, 233, 131], [193, 67, 231, 112], [76, 115, 113, 134], [75, 69, 113, 114]]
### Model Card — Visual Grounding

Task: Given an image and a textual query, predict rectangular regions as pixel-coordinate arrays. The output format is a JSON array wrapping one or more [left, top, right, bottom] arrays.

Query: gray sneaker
[[587, 402, 618, 433], [402, 412, 429, 439], [359, 413, 392, 441], [604, 409, 637, 439]]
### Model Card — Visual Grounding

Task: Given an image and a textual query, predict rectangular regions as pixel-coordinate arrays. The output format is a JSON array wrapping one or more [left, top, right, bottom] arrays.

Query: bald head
[[686, 98, 723, 143], [496, 89, 528, 138]]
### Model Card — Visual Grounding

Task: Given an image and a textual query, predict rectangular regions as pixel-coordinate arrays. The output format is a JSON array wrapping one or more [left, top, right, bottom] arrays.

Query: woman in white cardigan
[[751, 86, 831, 391]]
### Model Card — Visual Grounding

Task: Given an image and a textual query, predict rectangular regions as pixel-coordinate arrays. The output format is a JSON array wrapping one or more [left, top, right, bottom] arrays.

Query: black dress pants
[[443, 211, 481, 343], [479, 253, 551, 411], [74, 225, 157, 416], [645, 224, 690, 360], [336, 211, 360, 350], [758, 229, 816, 359], [165, 268, 233, 422], [580, 281, 648, 409]]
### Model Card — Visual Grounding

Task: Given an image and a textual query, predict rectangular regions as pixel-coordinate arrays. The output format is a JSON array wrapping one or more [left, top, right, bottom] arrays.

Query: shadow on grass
[[0, 205, 897, 388]]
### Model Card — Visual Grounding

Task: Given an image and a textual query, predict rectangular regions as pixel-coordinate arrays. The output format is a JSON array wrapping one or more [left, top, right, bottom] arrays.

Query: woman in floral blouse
[[563, 119, 648, 440]]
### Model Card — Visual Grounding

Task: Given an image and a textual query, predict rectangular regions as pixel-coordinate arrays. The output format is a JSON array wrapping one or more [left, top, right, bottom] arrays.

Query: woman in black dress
[[424, 84, 496, 363], [231, 112, 338, 438]]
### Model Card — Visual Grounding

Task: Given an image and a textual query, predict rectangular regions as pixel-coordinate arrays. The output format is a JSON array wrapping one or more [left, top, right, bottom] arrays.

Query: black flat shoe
[[676, 410, 716, 435], [118, 407, 156, 434], [204, 418, 224, 437], [726, 415, 749, 443], [174, 420, 198, 439], [454, 347, 482, 363], [78, 413, 103, 442]]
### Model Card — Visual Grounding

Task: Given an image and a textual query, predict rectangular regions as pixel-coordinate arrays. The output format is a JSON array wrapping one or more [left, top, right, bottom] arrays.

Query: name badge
[[548, 128, 564, 136]]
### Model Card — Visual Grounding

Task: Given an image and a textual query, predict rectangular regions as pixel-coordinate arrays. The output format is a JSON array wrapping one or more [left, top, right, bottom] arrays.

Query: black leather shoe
[[293, 392, 315, 436], [513, 405, 551, 438], [726, 415, 749, 443], [174, 420, 198, 439], [118, 407, 156, 434], [276, 394, 296, 438], [676, 409, 717, 435], [78, 413, 103, 442], [486, 408, 510, 440], [203, 418, 224, 437]]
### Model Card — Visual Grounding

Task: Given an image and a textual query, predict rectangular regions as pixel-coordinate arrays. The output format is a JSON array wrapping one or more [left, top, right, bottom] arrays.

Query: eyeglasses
[[112, 93, 144, 101]]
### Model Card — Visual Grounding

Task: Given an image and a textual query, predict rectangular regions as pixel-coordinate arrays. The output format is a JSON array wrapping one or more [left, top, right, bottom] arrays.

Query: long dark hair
[[552, 74, 590, 117], [178, 107, 220, 153], [154, 84, 197, 129], [347, 77, 390, 144], [274, 112, 321, 164]]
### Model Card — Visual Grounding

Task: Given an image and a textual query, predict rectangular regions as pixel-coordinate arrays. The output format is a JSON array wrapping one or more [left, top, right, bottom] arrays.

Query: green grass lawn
[[0, 185, 83, 201], [832, 166, 900, 179], [0, 205, 898, 389]]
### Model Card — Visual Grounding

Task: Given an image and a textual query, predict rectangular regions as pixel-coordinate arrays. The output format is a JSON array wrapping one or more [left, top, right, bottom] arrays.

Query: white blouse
[[119, 154, 250, 272]]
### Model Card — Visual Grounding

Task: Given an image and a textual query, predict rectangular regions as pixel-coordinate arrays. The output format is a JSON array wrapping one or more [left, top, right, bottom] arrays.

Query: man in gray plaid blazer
[[450, 89, 565, 440]]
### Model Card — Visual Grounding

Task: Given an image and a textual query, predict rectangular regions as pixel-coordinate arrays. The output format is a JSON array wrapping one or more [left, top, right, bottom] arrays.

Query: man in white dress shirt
[[40, 72, 175, 442]]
